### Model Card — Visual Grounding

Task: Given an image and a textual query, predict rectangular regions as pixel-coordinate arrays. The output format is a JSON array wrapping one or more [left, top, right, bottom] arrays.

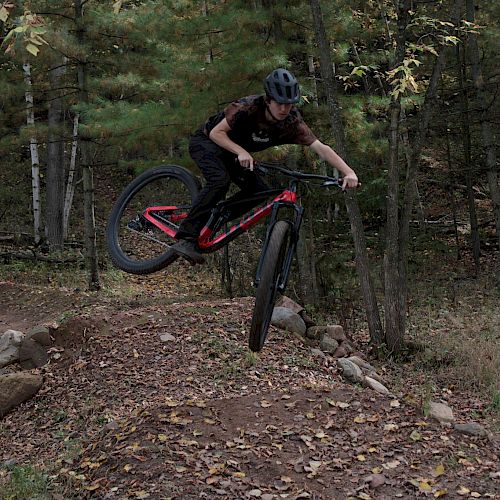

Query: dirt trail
[[0, 282, 498, 499]]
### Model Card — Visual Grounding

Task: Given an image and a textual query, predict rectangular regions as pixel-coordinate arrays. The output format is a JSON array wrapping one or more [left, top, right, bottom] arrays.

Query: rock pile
[[271, 296, 390, 395], [0, 326, 51, 417]]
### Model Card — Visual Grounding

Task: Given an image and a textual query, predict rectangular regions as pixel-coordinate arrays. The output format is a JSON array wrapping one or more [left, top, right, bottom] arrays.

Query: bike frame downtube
[[197, 189, 297, 251]]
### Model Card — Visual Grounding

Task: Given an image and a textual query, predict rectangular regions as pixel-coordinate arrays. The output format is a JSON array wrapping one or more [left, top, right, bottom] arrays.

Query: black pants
[[175, 130, 269, 240]]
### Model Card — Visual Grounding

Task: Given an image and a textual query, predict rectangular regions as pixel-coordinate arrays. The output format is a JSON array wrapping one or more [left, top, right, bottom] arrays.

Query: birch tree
[[23, 61, 41, 244]]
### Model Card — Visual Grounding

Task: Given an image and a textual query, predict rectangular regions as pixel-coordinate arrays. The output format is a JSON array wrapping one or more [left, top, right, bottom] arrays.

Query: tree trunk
[[445, 122, 461, 260], [465, 0, 500, 250], [23, 62, 41, 244], [309, 0, 384, 345], [46, 61, 66, 251], [63, 113, 79, 239], [75, 0, 100, 290], [457, 43, 481, 271], [397, 0, 463, 345], [384, 0, 409, 353]]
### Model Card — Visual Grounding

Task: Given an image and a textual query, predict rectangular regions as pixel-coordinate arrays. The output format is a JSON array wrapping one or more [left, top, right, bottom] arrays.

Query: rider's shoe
[[171, 239, 206, 265]]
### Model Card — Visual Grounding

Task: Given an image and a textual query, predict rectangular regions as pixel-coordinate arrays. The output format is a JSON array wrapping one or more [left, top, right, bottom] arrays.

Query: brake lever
[[321, 180, 342, 188]]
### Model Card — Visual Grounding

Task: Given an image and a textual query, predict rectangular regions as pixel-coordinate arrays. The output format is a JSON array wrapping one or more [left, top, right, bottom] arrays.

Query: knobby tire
[[106, 165, 200, 275], [249, 220, 291, 352]]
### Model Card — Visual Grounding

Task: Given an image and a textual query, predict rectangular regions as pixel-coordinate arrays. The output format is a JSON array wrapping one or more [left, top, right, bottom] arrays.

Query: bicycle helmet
[[264, 68, 300, 104]]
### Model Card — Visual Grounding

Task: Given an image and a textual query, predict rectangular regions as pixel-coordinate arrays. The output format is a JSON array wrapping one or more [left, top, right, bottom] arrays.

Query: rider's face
[[267, 99, 293, 121]]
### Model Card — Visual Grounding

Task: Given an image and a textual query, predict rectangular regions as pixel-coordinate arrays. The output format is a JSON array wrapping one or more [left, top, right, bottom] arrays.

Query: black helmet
[[264, 68, 300, 104]]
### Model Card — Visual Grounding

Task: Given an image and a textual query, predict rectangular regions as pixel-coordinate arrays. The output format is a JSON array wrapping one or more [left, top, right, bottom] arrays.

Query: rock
[[305, 326, 327, 340], [332, 346, 348, 358], [299, 311, 316, 328], [454, 422, 488, 437], [26, 326, 51, 346], [310, 348, 326, 359], [336, 358, 364, 384], [347, 355, 376, 373], [105, 420, 120, 431], [319, 336, 339, 354], [19, 338, 49, 369], [0, 330, 25, 368], [0, 372, 43, 417], [159, 333, 175, 342], [276, 296, 303, 314], [364, 376, 390, 395], [351, 351, 366, 359], [271, 307, 306, 337], [365, 370, 386, 385], [365, 473, 386, 489], [326, 325, 346, 342], [341, 341, 355, 355], [428, 401, 455, 424]]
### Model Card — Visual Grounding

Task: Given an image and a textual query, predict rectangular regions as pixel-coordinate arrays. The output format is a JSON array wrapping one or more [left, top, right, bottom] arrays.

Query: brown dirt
[[0, 281, 498, 499]]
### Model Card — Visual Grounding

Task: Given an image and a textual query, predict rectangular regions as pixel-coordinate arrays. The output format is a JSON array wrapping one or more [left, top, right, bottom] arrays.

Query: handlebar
[[255, 161, 343, 189]]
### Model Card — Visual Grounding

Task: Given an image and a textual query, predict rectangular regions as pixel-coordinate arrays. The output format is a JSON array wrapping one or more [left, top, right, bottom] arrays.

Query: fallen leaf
[[433, 464, 445, 477], [337, 401, 350, 409], [357, 455, 366, 462], [410, 430, 422, 442], [165, 398, 179, 407], [419, 481, 432, 492], [354, 416, 366, 424], [456, 486, 470, 496], [434, 489, 448, 497], [384, 423, 398, 431], [260, 400, 272, 408], [390, 400, 400, 408], [383, 460, 400, 469]]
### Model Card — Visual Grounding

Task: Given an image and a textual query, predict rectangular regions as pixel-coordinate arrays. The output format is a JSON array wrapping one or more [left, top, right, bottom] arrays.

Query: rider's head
[[264, 68, 300, 104]]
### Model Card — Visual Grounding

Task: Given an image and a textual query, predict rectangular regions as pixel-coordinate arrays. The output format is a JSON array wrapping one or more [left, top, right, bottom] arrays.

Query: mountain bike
[[106, 162, 342, 351]]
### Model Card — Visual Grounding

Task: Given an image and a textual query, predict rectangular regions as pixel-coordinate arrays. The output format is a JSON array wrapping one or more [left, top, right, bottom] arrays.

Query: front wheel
[[106, 165, 200, 275], [249, 220, 292, 352]]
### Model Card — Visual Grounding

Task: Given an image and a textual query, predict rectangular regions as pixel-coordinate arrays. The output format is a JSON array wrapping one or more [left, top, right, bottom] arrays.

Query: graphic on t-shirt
[[251, 131, 270, 143]]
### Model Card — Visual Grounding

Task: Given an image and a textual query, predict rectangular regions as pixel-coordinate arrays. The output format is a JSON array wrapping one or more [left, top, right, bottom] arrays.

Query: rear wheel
[[249, 221, 291, 352], [106, 165, 200, 275]]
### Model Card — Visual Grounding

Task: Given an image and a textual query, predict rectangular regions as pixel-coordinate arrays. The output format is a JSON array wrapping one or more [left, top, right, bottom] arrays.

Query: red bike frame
[[142, 188, 298, 252]]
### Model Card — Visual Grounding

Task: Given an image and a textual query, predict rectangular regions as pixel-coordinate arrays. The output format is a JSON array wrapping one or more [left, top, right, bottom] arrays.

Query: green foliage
[[0, 464, 50, 500]]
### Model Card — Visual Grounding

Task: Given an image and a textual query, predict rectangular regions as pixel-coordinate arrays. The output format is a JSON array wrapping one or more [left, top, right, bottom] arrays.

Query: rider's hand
[[237, 151, 254, 171], [342, 172, 359, 190]]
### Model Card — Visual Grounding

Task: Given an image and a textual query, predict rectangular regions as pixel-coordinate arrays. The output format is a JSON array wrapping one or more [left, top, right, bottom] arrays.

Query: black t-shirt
[[202, 95, 317, 152]]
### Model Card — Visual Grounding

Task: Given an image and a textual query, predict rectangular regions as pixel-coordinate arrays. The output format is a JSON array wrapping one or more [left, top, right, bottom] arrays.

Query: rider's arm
[[309, 140, 358, 189], [209, 119, 254, 170]]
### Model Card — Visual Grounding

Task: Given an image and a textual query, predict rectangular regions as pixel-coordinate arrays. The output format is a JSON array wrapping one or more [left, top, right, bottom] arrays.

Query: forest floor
[[0, 260, 499, 499]]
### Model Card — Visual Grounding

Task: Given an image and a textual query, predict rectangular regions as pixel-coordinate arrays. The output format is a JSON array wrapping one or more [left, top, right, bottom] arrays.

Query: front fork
[[254, 201, 304, 291]]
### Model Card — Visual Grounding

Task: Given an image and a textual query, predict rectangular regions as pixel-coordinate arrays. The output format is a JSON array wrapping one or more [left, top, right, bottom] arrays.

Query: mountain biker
[[171, 68, 359, 264]]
